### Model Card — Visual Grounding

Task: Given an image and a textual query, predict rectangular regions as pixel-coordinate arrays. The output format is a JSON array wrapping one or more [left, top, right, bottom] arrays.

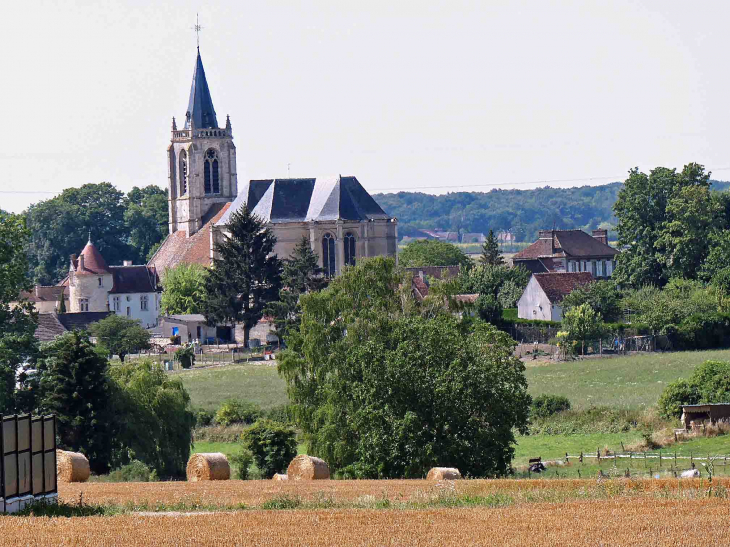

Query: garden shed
[[680, 404, 730, 429]]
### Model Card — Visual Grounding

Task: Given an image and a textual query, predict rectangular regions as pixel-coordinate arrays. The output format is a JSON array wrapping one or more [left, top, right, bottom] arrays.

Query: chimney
[[592, 229, 608, 246], [123, 260, 133, 266], [78, 253, 85, 271], [35, 286, 40, 297], [70, 254, 77, 269]]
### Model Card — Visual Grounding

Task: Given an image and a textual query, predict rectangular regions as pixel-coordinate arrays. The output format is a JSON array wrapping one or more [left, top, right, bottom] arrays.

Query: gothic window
[[79, 299, 89, 312], [204, 149, 220, 194], [179, 150, 188, 195], [322, 233, 336, 278], [344, 232, 356, 267]]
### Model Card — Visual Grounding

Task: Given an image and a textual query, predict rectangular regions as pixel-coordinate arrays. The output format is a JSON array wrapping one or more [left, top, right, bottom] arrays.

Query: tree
[[398, 239, 471, 268], [36, 331, 115, 473], [91, 315, 151, 362], [613, 163, 711, 287], [700, 230, 730, 282], [279, 257, 531, 478], [124, 186, 169, 264], [57, 290, 67, 313], [479, 229, 504, 266], [561, 303, 604, 355], [204, 205, 282, 347], [160, 263, 208, 315], [657, 360, 730, 419], [109, 360, 195, 478], [266, 237, 327, 340], [655, 185, 720, 280], [561, 280, 622, 323], [25, 183, 132, 284], [0, 214, 38, 413], [242, 419, 297, 478]]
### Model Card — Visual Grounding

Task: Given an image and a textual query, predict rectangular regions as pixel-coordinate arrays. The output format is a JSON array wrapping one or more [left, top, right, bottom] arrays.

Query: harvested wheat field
[[59, 477, 730, 509], [6, 499, 730, 546]]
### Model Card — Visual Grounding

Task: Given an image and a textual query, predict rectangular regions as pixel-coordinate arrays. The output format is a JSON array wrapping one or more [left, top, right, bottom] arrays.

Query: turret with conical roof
[[167, 48, 238, 238], [68, 238, 113, 312]]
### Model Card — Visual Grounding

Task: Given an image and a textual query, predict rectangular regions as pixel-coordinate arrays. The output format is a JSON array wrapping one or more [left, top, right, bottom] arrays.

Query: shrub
[[106, 460, 158, 482], [264, 404, 293, 424], [215, 400, 262, 426], [531, 395, 571, 418], [657, 360, 730, 418], [194, 408, 215, 427], [175, 345, 195, 369], [230, 449, 254, 480], [242, 419, 297, 479]]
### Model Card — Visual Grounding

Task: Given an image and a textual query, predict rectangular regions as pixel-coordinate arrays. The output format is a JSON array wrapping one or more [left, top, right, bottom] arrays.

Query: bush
[[105, 460, 158, 482], [264, 404, 293, 424], [242, 419, 297, 479], [175, 345, 195, 369], [194, 408, 215, 427], [215, 400, 262, 426], [675, 313, 730, 351], [230, 449, 254, 480], [531, 395, 571, 418], [657, 360, 730, 418]]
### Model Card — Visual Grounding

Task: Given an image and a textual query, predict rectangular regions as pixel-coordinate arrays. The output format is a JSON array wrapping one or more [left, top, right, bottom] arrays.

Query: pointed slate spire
[[184, 49, 218, 129]]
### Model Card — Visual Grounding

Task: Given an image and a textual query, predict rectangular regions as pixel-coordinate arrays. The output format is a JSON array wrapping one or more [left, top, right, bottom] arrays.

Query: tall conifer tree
[[479, 229, 504, 266], [204, 205, 282, 347]]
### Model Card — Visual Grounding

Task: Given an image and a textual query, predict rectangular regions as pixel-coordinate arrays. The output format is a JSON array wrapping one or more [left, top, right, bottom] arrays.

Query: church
[[149, 48, 397, 275]]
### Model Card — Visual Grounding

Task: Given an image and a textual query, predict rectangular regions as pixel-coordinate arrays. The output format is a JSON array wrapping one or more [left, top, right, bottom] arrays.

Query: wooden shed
[[680, 404, 730, 429]]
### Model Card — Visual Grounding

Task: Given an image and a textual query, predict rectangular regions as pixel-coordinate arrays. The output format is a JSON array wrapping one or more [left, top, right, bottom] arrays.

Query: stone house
[[517, 272, 593, 321], [512, 229, 619, 278]]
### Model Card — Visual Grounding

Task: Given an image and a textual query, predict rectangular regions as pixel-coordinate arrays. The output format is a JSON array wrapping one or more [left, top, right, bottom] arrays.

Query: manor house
[[148, 48, 397, 275]]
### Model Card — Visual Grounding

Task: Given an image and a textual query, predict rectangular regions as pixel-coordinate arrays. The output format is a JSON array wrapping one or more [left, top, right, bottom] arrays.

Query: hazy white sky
[[2, 0, 729, 212]]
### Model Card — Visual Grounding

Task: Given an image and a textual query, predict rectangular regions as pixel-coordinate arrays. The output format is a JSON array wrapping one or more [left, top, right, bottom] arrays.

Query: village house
[[512, 229, 619, 277], [16, 285, 68, 314], [517, 272, 593, 321], [34, 311, 112, 343]]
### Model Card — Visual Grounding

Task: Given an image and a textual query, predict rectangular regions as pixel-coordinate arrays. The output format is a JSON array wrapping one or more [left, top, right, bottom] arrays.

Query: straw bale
[[272, 473, 289, 481], [56, 450, 90, 483], [287, 455, 330, 480], [426, 467, 461, 480], [186, 453, 230, 481]]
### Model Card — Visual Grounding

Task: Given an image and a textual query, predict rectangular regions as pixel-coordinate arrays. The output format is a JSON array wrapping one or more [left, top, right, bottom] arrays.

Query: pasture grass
[[177, 362, 288, 411], [524, 348, 730, 410]]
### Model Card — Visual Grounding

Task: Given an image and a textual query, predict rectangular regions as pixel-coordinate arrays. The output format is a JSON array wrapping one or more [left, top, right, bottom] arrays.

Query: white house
[[61, 239, 161, 328], [517, 272, 593, 322]]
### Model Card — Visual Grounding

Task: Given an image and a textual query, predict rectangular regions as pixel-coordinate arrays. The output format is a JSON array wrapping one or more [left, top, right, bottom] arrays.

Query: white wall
[[518, 276, 553, 321], [109, 292, 160, 328]]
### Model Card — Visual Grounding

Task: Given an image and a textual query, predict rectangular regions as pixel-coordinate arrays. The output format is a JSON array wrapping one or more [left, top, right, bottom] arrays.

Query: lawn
[[524, 348, 730, 410], [176, 362, 288, 411]]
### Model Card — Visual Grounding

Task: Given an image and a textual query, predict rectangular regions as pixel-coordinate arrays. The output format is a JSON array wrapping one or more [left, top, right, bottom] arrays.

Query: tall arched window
[[344, 232, 356, 267], [322, 233, 336, 277], [179, 150, 188, 195], [204, 149, 220, 194]]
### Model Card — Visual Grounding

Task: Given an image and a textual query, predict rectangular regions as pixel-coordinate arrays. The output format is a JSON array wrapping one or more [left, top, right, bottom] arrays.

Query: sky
[[2, 0, 729, 213]]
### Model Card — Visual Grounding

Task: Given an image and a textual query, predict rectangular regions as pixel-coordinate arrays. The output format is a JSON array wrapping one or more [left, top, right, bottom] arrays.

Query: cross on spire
[[192, 13, 203, 50]]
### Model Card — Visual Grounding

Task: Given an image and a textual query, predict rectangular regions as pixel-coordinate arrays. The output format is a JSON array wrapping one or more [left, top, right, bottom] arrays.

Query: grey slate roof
[[184, 50, 218, 129], [216, 175, 392, 226]]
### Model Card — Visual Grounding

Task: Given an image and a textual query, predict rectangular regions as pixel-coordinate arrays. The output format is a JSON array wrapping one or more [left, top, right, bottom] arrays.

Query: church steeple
[[184, 50, 218, 129]]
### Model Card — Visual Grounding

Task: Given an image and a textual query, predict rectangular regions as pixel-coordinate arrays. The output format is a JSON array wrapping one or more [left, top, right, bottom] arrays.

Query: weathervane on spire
[[192, 13, 203, 50]]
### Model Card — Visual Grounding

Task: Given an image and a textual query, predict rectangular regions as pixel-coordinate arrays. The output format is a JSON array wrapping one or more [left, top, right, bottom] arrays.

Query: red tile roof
[[533, 272, 593, 303], [19, 285, 66, 303], [74, 241, 111, 275], [513, 230, 619, 261], [148, 203, 232, 272]]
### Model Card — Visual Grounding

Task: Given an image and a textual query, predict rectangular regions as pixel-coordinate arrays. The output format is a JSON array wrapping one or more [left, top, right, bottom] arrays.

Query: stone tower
[[68, 239, 113, 313], [167, 48, 238, 236]]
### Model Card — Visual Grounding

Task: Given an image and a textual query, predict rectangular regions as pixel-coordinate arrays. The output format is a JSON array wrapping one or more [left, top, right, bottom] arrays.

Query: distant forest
[[374, 180, 730, 242]]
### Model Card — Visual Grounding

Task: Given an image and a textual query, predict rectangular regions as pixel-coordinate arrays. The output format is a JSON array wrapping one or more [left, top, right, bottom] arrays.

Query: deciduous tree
[[91, 314, 151, 362], [160, 263, 208, 315], [398, 239, 471, 268]]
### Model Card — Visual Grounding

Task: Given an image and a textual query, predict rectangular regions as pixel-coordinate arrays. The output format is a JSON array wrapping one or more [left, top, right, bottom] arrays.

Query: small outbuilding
[[517, 272, 593, 322], [680, 404, 730, 429], [160, 314, 219, 343]]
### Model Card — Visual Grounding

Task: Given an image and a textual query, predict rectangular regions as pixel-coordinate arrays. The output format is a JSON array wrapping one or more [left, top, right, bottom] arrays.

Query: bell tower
[[167, 48, 238, 236]]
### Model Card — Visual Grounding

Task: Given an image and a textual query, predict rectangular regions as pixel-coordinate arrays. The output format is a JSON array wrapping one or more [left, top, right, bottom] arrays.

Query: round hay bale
[[186, 453, 230, 482], [56, 450, 90, 483], [287, 455, 330, 480], [272, 473, 288, 481], [426, 467, 461, 480]]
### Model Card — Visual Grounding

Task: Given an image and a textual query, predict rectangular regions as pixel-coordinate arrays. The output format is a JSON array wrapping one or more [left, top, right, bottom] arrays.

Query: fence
[[116, 346, 273, 371], [1, 414, 57, 513]]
